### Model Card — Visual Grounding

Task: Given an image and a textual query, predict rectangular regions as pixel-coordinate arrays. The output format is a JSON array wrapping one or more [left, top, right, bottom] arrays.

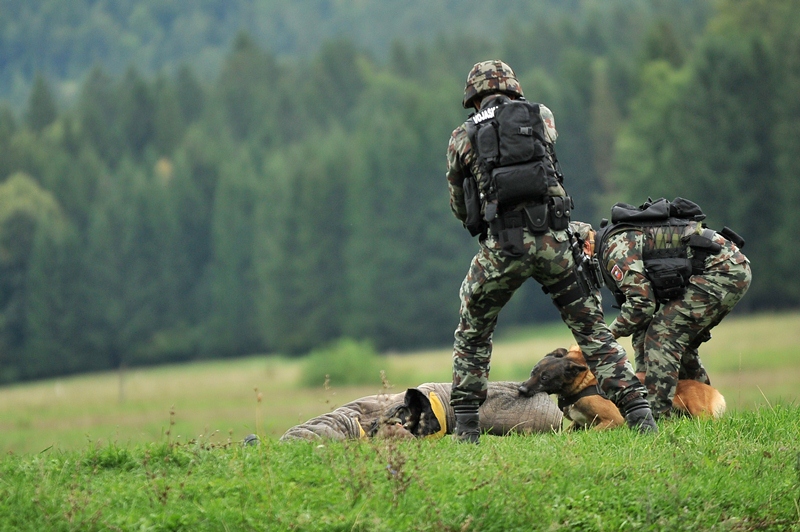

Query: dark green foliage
[[612, 0, 800, 308], [299, 338, 385, 387], [0, 174, 67, 382], [24, 74, 57, 133], [2, 0, 798, 381]]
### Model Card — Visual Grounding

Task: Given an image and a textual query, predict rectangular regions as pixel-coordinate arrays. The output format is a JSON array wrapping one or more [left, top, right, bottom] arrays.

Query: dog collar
[[558, 384, 603, 411], [426, 391, 447, 440]]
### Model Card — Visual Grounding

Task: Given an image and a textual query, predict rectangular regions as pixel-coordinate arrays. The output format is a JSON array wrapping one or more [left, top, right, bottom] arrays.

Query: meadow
[[1, 312, 799, 455], [0, 312, 799, 531]]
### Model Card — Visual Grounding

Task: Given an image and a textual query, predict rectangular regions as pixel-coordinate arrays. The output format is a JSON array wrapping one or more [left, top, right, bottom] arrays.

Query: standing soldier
[[445, 60, 656, 443], [594, 197, 751, 418]]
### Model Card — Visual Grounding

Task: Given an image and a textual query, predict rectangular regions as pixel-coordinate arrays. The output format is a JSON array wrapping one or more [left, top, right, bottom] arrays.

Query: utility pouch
[[523, 203, 549, 234], [643, 249, 693, 303], [549, 196, 571, 231], [685, 229, 722, 275], [463, 176, 486, 237], [492, 161, 549, 207], [490, 211, 526, 258], [686, 232, 722, 254]]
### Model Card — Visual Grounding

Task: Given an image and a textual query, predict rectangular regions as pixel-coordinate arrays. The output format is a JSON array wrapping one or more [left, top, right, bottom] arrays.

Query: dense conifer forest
[[0, 0, 796, 382]]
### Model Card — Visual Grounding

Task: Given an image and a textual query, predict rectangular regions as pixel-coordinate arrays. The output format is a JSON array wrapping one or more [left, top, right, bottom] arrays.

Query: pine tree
[[0, 173, 65, 382], [25, 73, 57, 133]]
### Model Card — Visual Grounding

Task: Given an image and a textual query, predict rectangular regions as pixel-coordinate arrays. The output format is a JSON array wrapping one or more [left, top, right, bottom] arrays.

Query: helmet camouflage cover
[[462, 59, 524, 109]]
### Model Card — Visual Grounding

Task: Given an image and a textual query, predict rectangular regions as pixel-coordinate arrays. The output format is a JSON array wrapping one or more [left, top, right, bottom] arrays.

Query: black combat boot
[[453, 405, 480, 444], [620, 394, 658, 434]]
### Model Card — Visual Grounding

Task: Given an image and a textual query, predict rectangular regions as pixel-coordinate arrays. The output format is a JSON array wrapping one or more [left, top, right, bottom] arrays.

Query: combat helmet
[[462, 60, 524, 109]]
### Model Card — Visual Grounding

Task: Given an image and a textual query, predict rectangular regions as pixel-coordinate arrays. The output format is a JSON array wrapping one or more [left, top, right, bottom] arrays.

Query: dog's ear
[[546, 347, 569, 358], [402, 388, 441, 437], [565, 361, 589, 379]]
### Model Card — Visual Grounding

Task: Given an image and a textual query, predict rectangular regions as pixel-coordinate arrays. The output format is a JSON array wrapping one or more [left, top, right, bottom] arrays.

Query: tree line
[[0, 0, 795, 383]]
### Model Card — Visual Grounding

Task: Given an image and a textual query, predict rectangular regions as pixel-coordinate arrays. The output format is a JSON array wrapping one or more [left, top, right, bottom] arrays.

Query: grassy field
[[1, 405, 798, 531], [1, 311, 799, 455]]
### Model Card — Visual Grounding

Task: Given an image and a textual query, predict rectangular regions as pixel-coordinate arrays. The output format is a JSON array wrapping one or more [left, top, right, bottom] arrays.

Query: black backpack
[[596, 197, 707, 305], [465, 96, 560, 211]]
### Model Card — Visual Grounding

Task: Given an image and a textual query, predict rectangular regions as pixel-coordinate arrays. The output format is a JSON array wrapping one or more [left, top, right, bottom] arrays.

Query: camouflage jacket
[[280, 382, 562, 441], [600, 222, 749, 338], [446, 100, 563, 224]]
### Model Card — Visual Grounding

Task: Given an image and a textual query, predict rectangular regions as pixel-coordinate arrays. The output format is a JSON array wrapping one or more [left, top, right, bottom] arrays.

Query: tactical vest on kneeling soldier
[[595, 197, 745, 305], [463, 94, 571, 257]]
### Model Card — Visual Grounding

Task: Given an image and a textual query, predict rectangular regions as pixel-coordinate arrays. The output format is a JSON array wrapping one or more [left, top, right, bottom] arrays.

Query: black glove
[[623, 397, 658, 434]]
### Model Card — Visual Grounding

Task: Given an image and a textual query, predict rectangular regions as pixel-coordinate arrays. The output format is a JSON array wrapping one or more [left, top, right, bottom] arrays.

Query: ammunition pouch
[[643, 248, 693, 303], [488, 194, 573, 257], [548, 195, 572, 231], [463, 175, 486, 237]]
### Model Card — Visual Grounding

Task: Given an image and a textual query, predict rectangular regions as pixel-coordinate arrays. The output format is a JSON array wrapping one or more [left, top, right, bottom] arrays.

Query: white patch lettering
[[471, 106, 498, 124]]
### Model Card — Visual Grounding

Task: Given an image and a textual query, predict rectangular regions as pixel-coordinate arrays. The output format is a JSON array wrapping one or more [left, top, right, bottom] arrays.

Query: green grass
[[1, 311, 799, 456], [0, 406, 798, 531], [1, 311, 800, 529]]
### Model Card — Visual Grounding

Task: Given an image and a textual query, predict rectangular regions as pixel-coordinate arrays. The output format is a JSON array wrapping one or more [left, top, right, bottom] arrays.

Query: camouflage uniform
[[447, 61, 646, 417], [600, 222, 751, 416], [280, 382, 562, 441]]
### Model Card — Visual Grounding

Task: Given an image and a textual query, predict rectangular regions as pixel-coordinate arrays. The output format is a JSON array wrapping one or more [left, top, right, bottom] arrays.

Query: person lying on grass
[[280, 381, 562, 441]]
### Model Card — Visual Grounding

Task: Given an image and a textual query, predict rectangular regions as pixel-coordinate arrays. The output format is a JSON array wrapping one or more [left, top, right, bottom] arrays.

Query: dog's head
[[518, 346, 589, 397], [369, 388, 444, 439]]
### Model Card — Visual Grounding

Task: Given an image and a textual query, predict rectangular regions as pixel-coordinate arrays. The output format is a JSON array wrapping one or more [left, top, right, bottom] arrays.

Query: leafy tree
[[0, 173, 65, 382], [641, 19, 686, 68]]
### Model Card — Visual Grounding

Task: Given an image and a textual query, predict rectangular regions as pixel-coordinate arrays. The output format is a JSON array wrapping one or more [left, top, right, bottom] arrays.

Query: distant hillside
[[0, 0, 709, 108]]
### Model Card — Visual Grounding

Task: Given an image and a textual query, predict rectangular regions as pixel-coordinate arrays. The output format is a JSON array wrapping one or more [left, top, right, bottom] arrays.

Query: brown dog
[[518, 345, 726, 430]]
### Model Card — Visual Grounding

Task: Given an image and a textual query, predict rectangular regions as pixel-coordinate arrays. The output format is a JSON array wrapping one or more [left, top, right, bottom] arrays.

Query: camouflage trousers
[[451, 226, 644, 408], [632, 250, 752, 416]]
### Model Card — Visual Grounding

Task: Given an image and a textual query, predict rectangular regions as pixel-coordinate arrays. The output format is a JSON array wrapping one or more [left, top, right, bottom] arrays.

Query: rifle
[[566, 226, 604, 297]]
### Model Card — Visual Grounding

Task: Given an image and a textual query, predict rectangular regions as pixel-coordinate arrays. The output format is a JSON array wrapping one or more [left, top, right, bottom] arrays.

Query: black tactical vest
[[465, 95, 560, 210], [595, 198, 706, 304]]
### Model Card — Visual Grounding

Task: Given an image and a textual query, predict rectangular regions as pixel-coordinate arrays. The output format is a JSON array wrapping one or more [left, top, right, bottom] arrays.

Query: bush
[[299, 338, 385, 387]]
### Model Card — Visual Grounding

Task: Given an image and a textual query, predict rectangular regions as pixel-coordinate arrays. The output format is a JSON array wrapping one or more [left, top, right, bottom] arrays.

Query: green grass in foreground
[[1, 405, 798, 531]]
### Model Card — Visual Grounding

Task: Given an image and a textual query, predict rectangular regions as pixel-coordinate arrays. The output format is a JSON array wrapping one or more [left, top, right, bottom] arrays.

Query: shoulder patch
[[611, 263, 624, 283]]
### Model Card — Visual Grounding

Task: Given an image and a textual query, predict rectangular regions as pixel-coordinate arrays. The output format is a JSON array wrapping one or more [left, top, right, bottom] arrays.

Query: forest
[[0, 0, 797, 383]]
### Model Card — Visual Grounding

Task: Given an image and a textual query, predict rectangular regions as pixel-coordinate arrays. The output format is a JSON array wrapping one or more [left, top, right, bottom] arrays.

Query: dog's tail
[[710, 391, 727, 419]]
